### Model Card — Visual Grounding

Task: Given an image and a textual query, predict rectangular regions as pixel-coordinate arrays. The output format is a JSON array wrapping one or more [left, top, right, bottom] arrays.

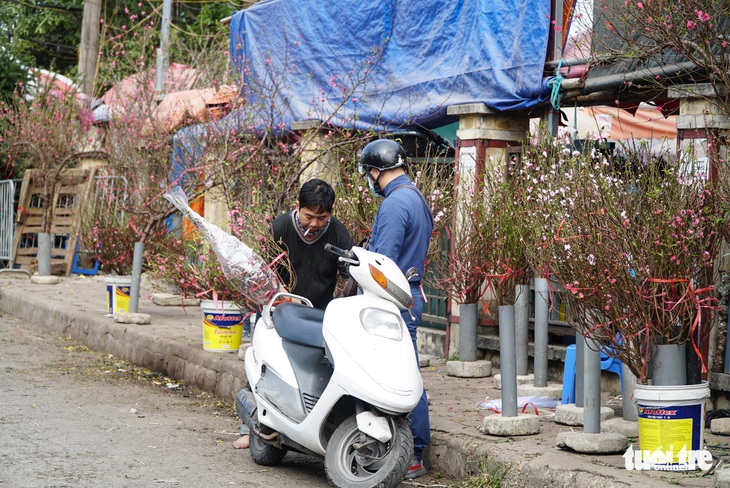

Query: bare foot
[[233, 434, 250, 449]]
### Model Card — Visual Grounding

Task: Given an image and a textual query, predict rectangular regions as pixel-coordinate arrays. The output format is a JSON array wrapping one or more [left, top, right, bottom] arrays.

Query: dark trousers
[[402, 293, 430, 461]]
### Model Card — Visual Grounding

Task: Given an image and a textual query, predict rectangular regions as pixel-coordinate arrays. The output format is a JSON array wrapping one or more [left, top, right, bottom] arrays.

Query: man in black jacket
[[233, 178, 354, 450], [271, 178, 355, 310]]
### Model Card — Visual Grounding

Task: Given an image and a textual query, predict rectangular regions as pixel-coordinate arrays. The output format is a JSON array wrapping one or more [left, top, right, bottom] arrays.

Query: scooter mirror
[[405, 267, 418, 281]]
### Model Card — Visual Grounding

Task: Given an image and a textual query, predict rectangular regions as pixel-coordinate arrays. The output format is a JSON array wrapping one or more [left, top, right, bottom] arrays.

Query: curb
[[0, 285, 246, 401]]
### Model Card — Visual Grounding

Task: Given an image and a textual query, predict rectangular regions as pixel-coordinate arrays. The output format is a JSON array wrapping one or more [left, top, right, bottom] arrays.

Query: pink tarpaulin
[[150, 85, 238, 133], [585, 106, 677, 141]]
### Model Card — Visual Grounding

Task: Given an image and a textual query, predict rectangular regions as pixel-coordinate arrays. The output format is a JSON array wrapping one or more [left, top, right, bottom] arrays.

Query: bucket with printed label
[[634, 381, 709, 470], [105, 276, 132, 315], [200, 299, 244, 352]]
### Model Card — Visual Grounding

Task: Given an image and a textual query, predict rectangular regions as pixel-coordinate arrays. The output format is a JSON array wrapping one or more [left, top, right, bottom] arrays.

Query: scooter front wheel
[[324, 414, 412, 488]]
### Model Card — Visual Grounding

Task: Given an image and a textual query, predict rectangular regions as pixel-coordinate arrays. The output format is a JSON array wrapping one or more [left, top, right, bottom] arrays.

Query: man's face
[[298, 206, 331, 236]]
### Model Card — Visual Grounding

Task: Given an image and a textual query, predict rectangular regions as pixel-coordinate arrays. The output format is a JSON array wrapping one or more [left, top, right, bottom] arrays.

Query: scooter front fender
[[323, 295, 423, 413]]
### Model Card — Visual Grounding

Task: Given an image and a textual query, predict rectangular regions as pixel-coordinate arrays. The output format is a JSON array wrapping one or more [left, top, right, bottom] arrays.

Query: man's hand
[[276, 285, 303, 304]]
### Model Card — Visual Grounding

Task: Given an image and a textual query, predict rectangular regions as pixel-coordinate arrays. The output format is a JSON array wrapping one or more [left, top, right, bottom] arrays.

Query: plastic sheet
[[478, 396, 559, 413], [163, 187, 279, 305], [229, 0, 552, 132]]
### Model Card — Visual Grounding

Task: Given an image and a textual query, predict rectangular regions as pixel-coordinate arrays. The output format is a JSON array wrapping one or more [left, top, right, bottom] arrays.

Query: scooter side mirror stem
[[405, 267, 419, 281]]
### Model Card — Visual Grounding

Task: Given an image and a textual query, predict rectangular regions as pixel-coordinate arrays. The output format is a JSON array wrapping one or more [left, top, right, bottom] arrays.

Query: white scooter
[[238, 244, 423, 487]]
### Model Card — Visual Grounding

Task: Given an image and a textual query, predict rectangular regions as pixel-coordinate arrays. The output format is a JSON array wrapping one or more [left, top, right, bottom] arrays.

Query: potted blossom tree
[[526, 139, 728, 469], [437, 168, 490, 365], [475, 158, 536, 429]]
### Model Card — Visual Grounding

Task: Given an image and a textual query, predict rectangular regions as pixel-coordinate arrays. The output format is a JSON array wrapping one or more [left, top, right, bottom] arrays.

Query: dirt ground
[[0, 311, 332, 488]]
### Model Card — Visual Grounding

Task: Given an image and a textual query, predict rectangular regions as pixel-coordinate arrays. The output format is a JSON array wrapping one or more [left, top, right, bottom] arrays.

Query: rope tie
[[548, 59, 565, 111]]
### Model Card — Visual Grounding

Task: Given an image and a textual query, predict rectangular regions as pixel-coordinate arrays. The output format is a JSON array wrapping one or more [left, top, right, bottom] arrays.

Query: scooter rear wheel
[[324, 414, 412, 488], [249, 414, 287, 466], [249, 432, 287, 466]]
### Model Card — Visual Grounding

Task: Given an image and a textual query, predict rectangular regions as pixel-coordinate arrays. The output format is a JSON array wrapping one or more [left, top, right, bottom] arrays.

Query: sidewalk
[[0, 273, 726, 487]]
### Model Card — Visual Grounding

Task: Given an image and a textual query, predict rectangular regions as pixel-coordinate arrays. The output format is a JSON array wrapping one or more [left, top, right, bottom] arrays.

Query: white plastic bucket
[[634, 381, 709, 470], [105, 276, 132, 315], [200, 300, 244, 352]]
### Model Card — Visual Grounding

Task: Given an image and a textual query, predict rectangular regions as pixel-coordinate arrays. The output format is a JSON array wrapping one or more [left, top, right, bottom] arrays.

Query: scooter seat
[[272, 302, 326, 348]]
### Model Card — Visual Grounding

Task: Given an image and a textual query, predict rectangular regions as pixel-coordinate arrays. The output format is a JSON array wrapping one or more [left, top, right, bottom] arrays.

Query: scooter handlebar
[[324, 243, 356, 261]]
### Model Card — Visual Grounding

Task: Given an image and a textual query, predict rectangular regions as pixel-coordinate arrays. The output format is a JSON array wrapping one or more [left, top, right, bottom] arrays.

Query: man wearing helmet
[[359, 138, 433, 480]]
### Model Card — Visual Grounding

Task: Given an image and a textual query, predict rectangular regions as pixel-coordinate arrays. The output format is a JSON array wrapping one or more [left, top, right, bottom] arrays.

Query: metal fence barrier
[[0, 180, 17, 268]]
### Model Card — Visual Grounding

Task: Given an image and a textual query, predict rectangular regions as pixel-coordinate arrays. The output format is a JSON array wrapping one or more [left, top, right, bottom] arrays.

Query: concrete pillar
[[203, 185, 231, 231], [667, 83, 730, 381], [668, 83, 729, 186], [291, 120, 342, 186], [446, 103, 530, 174], [445, 103, 530, 357]]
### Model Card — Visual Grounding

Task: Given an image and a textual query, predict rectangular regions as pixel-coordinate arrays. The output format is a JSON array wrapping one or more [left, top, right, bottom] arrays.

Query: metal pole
[[78, 0, 101, 96], [128, 242, 144, 313], [37, 233, 52, 276], [155, 0, 173, 97], [653, 344, 687, 386], [459, 303, 478, 361], [583, 333, 601, 434], [515, 284, 529, 376], [499, 305, 518, 417], [533, 277, 549, 387], [575, 334, 585, 408], [725, 298, 730, 374], [622, 361, 638, 421]]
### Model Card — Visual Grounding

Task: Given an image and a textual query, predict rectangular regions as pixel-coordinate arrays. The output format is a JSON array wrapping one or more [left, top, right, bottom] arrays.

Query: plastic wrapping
[[477, 396, 558, 413], [164, 187, 279, 305]]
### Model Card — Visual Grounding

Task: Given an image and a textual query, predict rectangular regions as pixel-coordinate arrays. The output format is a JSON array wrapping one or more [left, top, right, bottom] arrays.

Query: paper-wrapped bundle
[[164, 187, 279, 305]]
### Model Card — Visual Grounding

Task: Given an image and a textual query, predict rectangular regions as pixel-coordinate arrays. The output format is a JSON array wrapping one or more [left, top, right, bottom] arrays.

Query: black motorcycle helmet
[[358, 139, 407, 174]]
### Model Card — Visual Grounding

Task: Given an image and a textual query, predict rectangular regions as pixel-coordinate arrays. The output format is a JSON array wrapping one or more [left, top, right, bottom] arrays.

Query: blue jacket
[[369, 174, 433, 288]]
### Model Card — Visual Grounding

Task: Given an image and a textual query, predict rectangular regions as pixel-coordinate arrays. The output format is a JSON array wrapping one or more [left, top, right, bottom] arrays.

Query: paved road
[[0, 311, 329, 488]]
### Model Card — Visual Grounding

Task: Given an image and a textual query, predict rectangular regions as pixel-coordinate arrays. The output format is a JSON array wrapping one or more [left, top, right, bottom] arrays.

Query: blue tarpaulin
[[171, 0, 554, 180], [229, 0, 553, 132]]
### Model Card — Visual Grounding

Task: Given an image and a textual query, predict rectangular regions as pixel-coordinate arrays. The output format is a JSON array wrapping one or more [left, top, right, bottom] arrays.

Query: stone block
[[152, 293, 201, 307], [419, 354, 434, 368], [238, 343, 251, 362], [516, 383, 564, 399], [715, 464, 730, 488], [493, 373, 534, 389], [554, 403, 614, 426], [31, 276, 60, 285], [556, 431, 628, 454], [482, 413, 540, 436], [113, 312, 152, 325], [446, 360, 492, 378], [601, 417, 638, 437], [711, 417, 730, 435]]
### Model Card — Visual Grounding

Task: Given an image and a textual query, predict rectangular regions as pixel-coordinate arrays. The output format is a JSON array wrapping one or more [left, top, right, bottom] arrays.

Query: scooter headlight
[[359, 307, 404, 341]]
